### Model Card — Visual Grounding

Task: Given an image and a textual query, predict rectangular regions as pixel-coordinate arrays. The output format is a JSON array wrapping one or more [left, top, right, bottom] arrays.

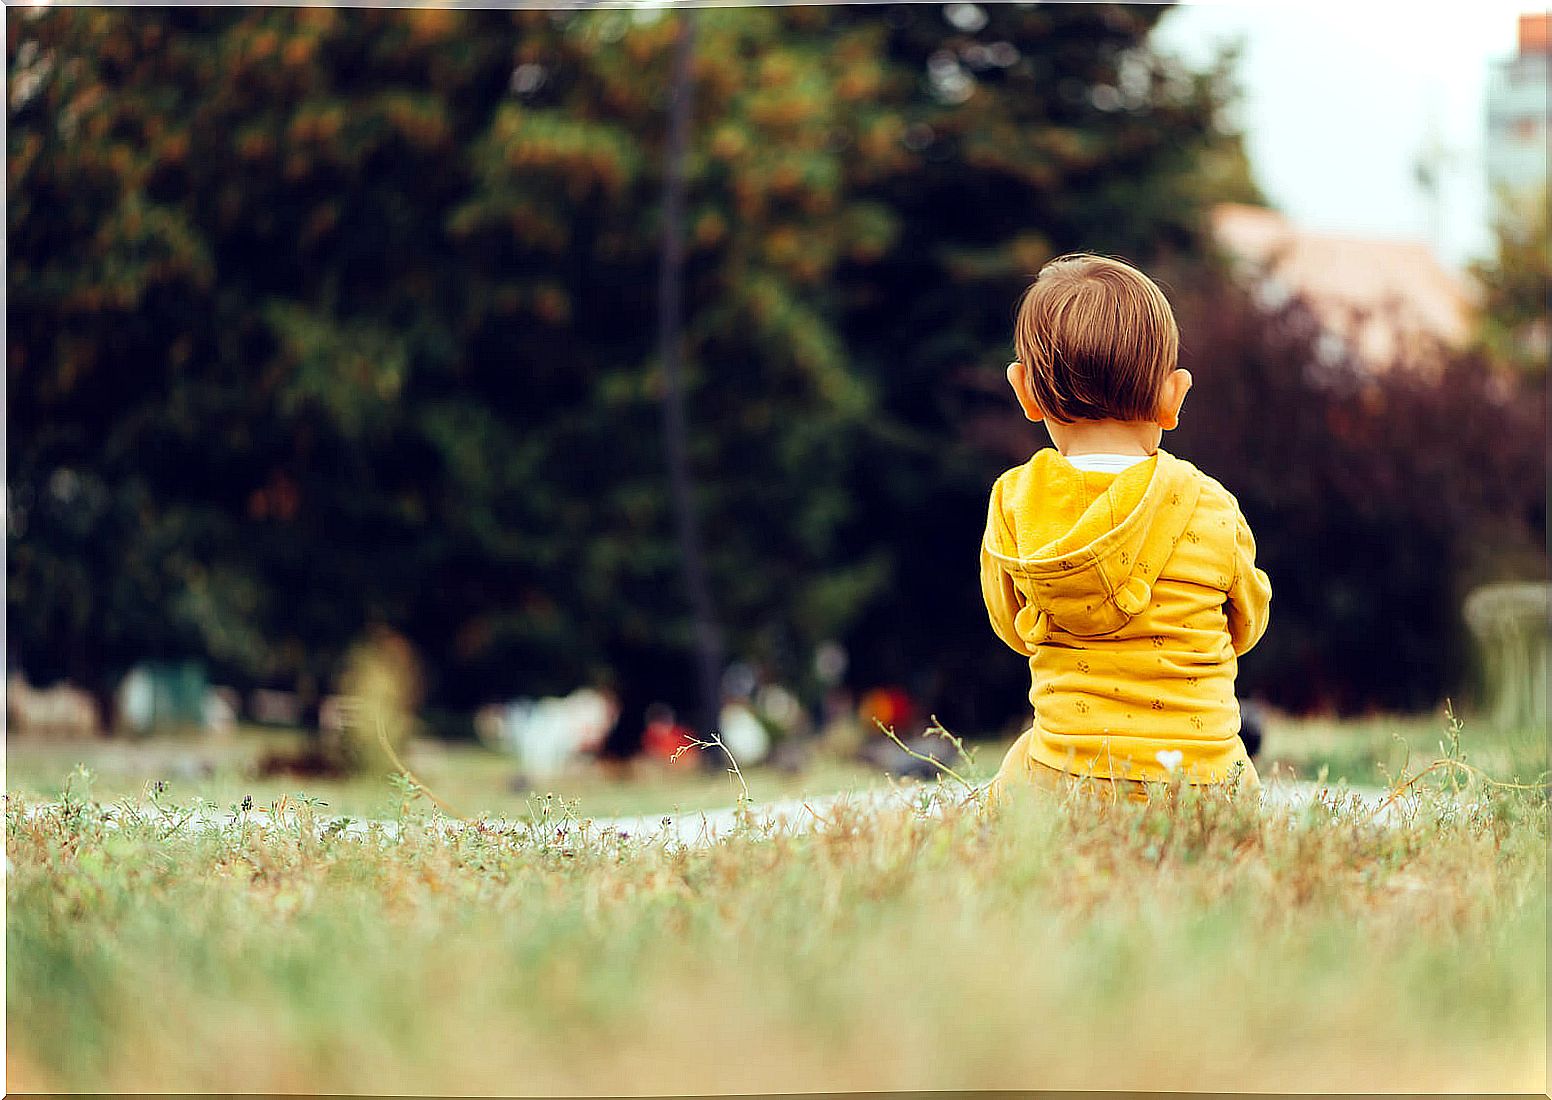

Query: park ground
[[8, 707, 1546, 820], [6, 709, 1548, 1094]]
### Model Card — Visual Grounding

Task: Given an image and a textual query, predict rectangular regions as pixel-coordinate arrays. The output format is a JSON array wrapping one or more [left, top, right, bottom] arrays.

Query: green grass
[[1257, 707, 1547, 789], [8, 757, 1545, 1094]]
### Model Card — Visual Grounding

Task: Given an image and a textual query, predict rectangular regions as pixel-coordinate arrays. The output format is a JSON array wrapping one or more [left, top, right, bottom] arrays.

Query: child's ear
[[1154, 368, 1192, 431], [1006, 360, 1046, 424]]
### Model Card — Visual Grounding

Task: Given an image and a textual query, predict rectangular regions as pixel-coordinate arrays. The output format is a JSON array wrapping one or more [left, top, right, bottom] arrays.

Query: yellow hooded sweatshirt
[[982, 448, 1271, 787]]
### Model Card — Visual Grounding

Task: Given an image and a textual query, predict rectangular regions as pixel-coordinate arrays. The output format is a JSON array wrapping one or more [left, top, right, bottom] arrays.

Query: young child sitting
[[982, 253, 1271, 805]]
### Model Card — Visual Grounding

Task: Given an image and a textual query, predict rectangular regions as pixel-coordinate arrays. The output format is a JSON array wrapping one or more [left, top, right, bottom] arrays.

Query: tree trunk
[[656, 9, 724, 746]]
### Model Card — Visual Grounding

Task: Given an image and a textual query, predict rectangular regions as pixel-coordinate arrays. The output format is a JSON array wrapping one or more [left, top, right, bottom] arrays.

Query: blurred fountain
[[1463, 581, 1549, 732]]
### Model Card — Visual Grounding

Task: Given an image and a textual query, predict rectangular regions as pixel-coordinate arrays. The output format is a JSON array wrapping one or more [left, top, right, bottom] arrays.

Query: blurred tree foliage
[[1468, 186, 1551, 378], [1168, 277, 1546, 714], [9, 5, 1284, 737], [821, 3, 1262, 725]]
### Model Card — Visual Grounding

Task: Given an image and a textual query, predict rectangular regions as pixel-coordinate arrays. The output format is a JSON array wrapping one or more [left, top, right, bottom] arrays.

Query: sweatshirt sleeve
[[981, 479, 1033, 656], [1226, 506, 1272, 656]]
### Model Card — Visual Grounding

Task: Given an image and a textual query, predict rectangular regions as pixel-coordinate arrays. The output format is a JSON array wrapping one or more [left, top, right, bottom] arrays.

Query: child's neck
[[1046, 418, 1162, 458]]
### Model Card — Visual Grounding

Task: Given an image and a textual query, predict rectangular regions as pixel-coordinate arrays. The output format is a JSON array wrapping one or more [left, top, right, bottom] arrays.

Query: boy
[[982, 254, 1271, 804]]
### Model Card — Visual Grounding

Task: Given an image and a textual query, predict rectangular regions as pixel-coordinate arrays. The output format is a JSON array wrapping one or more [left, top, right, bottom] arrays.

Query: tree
[[822, 2, 1260, 729], [9, 5, 1268, 740], [7, 8, 898, 731], [1469, 186, 1551, 378], [9, 9, 520, 719], [655, 10, 722, 742], [441, 7, 907, 737]]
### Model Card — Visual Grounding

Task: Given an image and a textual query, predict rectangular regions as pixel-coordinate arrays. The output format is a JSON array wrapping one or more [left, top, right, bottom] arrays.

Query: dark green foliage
[[796, 2, 1254, 728], [10, 9, 528, 707], [7, 6, 1291, 736]]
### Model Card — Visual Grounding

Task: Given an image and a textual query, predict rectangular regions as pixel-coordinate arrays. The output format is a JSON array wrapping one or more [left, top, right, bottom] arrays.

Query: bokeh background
[[7, 3, 1548, 789]]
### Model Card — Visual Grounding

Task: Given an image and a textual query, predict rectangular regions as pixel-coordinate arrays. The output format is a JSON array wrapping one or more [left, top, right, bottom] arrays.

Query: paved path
[[591, 778, 1403, 846], [14, 778, 1415, 851]]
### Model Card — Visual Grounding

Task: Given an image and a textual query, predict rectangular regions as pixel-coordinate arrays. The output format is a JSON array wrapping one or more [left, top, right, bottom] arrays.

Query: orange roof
[[1521, 13, 1549, 55], [1210, 203, 1474, 368]]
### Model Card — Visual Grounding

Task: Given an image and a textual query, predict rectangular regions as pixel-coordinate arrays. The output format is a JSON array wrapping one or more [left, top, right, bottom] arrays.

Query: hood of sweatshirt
[[982, 448, 1202, 643]]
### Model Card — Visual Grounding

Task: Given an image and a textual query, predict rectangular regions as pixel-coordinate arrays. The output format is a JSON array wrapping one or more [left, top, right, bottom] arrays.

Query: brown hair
[[1013, 253, 1179, 423]]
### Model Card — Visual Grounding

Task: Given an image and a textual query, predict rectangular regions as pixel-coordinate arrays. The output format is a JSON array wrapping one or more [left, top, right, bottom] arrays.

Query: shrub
[[1167, 270, 1547, 713]]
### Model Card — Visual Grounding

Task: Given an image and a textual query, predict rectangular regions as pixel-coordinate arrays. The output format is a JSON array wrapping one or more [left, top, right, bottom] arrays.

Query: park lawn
[[6, 707, 1541, 825], [1257, 708, 1547, 789], [7, 767, 1545, 1095], [3, 726, 908, 822]]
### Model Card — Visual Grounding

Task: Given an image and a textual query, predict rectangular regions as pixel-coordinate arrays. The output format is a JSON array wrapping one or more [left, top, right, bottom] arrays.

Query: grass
[[1257, 707, 1547, 789], [6, 713, 1548, 1095], [3, 724, 911, 822], [7, 705, 1541, 827]]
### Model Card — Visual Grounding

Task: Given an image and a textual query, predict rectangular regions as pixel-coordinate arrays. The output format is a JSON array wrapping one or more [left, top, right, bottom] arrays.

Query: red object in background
[[642, 718, 700, 764], [857, 686, 914, 732]]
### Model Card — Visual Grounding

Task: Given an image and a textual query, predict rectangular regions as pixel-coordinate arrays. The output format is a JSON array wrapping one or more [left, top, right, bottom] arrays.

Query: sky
[[1153, 0, 1534, 271]]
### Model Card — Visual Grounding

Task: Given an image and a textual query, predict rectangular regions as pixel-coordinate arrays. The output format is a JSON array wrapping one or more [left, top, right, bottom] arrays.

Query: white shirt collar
[[1062, 452, 1150, 474]]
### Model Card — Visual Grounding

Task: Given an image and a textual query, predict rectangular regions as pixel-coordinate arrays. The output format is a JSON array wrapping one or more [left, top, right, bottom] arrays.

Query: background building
[[1211, 203, 1473, 368], [1485, 13, 1550, 209]]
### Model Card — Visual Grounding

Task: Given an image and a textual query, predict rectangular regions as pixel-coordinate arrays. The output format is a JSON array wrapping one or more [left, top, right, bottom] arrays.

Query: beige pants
[[986, 729, 1260, 808]]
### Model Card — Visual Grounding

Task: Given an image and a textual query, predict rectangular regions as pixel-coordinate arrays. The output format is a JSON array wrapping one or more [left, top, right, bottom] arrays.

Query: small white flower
[[1155, 749, 1184, 774]]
